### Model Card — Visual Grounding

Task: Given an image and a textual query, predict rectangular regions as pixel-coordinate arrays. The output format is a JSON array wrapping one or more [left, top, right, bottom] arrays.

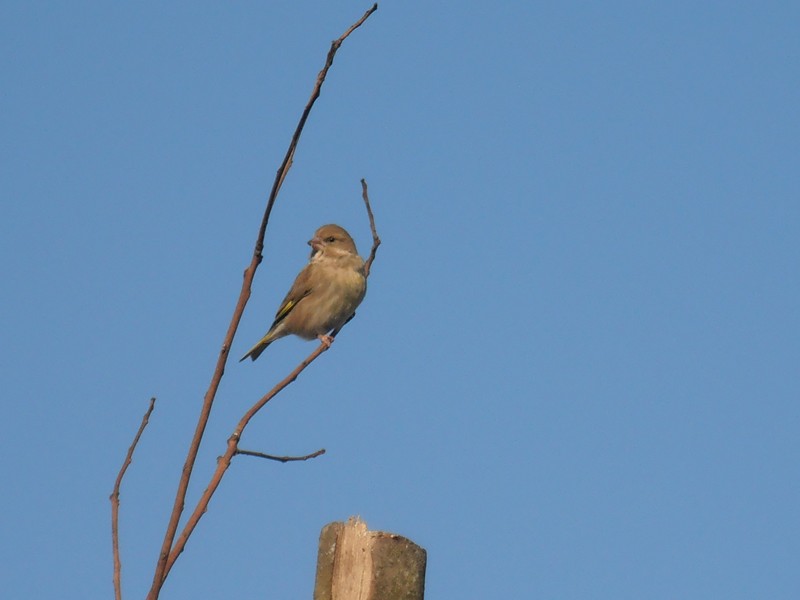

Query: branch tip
[[111, 397, 156, 600]]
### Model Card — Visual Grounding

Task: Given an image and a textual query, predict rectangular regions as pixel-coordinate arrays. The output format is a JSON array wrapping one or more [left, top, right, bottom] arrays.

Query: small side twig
[[110, 397, 156, 600], [361, 178, 381, 277], [235, 448, 327, 462]]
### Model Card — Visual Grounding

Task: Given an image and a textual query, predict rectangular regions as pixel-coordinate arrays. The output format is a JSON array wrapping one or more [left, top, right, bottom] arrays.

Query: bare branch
[[110, 397, 156, 600], [163, 341, 330, 578], [235, 448, 327, 462], [144, 6, 379, 599], [361, 179, 381, 277]]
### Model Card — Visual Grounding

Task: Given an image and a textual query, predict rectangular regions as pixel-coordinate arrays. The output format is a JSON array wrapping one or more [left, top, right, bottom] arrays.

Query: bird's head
[[308, 224, 358, 259]]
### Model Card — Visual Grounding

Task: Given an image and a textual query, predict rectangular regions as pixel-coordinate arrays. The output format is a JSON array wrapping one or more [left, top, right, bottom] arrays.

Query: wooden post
[[313, 516, 427, 600]]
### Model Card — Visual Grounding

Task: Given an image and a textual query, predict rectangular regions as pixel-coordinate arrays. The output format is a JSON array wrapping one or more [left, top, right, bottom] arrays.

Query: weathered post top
[[314, 516, 427, 600]]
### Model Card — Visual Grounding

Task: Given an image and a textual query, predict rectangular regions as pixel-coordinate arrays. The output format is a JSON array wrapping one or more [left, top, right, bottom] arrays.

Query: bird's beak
[[308, 236, 324, 252]]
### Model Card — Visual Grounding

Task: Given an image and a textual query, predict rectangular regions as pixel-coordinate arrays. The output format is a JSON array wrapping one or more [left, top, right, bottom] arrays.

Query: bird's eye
[[325, 236, 336, 243]]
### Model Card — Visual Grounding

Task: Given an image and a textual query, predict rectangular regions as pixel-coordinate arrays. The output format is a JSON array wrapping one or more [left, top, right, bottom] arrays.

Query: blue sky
[[2, 2, 799, 598]]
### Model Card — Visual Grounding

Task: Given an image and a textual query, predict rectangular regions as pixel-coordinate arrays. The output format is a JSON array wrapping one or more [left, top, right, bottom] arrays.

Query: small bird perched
[[240, 224, 367, 362]]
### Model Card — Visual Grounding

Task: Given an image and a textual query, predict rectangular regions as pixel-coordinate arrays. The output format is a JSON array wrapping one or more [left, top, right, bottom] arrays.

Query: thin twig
[[235, 448, 327, 462], [146, 6, 379, 598], [110, 397, 156, 600], [361, 179, 381, 277]]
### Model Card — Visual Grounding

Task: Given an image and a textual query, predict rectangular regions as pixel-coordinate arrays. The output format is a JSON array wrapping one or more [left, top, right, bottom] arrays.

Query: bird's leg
[[320, 321, 350, 348], [318, 334, 335, 348]]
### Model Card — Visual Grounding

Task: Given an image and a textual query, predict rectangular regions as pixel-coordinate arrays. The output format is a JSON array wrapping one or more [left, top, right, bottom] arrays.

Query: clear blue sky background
[[2, 2, 799, 598]]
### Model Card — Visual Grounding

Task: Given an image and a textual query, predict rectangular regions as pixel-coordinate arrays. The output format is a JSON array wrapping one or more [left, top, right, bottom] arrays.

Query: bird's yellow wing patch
[[272, 288, 312, 326]]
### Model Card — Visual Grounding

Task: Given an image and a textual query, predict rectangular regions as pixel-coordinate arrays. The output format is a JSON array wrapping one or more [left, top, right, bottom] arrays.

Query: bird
[[240, 224, 367, 362]]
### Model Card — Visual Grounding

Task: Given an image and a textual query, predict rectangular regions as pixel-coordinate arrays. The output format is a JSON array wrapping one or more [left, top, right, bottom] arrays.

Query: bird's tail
[[239, 338, 271, 362]]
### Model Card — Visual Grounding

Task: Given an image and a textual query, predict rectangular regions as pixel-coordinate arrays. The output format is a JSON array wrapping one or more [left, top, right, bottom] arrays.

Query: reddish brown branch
[[110, 397, 156, 600], [361, 179, 381, 277], [235, 447, 327, 462], [162, 342, 331, 578], [145, 6, 379, 599]]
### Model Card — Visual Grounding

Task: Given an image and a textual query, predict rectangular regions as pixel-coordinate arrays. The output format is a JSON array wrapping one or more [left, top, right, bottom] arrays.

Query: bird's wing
[[270, 264, 315, 326]]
